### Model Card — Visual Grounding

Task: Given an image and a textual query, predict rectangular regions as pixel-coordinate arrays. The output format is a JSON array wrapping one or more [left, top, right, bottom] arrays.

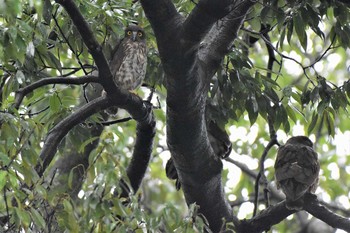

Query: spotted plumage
[[274, 136, 320, 210], [110, 24, 147, 91], [104, 25, 147, 115]]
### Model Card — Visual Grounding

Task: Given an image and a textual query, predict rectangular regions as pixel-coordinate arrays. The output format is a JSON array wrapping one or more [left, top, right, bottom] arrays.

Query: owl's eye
[[127, 31, 132, 36], [138, 32, 143, 37]]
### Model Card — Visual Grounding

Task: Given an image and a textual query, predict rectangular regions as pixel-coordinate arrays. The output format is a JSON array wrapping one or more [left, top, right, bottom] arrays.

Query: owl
[[110, 24, 147, 90], [274, 136, 320, 210], [104, 25, 147, 115]]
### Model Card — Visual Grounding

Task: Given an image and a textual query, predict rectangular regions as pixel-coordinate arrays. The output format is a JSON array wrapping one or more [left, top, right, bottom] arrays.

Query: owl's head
[[124, 25, 146, 42], [286, 136, 313, 147]]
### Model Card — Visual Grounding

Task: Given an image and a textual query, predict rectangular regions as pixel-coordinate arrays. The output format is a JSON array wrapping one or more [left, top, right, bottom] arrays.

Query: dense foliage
[[0, 0, 350, 232]]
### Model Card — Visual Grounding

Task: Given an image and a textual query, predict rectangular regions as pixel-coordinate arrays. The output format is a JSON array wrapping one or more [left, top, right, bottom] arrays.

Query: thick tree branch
[[140, 0, 184, 67], [14, 75, 99, 109], [236, 201, 294, 233], [140, 1, 257, 232], [199, 0, 256, 77], [182, 0, 235, 51], [304, 194, 350, 232], [233, 190, 350, 232], [121, 104, 156, 197]]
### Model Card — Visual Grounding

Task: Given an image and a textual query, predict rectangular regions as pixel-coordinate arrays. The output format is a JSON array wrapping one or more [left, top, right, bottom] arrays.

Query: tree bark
[[140, 0, 256, 231]]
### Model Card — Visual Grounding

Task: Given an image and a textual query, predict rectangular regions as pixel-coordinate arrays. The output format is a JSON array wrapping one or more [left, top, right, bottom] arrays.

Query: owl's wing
[[275, 145, 299, 182], [109, 38, 126, 75], [294, 147, 320, 186]]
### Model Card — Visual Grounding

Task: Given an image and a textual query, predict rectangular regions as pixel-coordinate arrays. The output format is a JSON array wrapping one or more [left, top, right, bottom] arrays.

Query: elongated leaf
[[30, 208, 46, 229], [49, 94, 61, 113], [294, 14, 307, 51], [0, 171, 7, 190], [308, 112, 318, 135]]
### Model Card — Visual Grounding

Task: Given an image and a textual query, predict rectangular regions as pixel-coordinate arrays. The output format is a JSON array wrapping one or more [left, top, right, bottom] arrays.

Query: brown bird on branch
[[274, 136, 320, 210], [104, 24, 147, 115]]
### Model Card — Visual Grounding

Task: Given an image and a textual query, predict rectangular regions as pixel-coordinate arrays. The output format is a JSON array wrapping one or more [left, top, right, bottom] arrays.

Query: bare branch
[[14, 75, 99, 109], [253, 117, 279, 216], [121, 103, 156, 196], [236, 201, 294, 233]]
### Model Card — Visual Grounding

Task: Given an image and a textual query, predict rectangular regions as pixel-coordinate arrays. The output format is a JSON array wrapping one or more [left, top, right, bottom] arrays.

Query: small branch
[[52, 13, 89, 75], [98, 117, 133, 126], [14, 75, 99, 109], [253, 117, 279, 216], [225, 157, 257, 179]]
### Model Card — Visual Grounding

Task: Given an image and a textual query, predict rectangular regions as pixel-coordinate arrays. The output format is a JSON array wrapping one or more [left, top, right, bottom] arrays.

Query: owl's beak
[[132, 31, 137, 41]]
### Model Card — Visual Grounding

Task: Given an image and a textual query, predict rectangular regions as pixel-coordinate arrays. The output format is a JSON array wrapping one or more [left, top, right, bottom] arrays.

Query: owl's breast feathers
[[115, 41, 147, 90]]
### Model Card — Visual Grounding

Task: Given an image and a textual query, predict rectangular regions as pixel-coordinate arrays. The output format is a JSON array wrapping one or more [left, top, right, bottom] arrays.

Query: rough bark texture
[[141, 0, 256, 231]]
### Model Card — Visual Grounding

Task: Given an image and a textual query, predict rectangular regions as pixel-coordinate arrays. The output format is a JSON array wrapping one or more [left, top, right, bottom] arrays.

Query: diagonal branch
[[182, 0, 236, 51], [140, 0, 183, 67], [14, 75, 99, 109], [236, 201, 294, 233], [199, 0, 256, 77], [304, 194, 350, 232], [35, 96, 110, 176], [140, 0, 181, 33]]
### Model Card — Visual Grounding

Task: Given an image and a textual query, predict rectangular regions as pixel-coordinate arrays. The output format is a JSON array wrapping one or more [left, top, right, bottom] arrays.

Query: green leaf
[[30, 208, 46, 229], [15, 207, 31, 229], [68, 168, 74, 190], [294, 14, 307, 51], [285, 105, 297, 123], [43, 0, 53, 24], [245, 96, 258, 125], [63, 199, 73, 212], [282, 86, 292, 97], [260, 6, 272, 25], [0, 171, 7, 190], [325, 111, 335, 137], [47, 51, 62, 73], [78, 136, 100, 153], [287, 20, 293, 44], [49, 94, 61, 113], [308, 112, 318, 135]]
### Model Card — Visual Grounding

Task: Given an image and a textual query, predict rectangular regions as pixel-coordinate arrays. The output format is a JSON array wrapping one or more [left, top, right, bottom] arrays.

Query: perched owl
[[104, 25, 147, 115], [165, 121, 232, 190], [110, 24, 147, 90], [274, 136, 320, 210]]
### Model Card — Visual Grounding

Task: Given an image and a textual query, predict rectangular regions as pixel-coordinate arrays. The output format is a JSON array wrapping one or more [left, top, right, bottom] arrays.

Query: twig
[[83, 117, 133, 127], [253, 116, 279, 217], [52, 14, 88, 75]]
